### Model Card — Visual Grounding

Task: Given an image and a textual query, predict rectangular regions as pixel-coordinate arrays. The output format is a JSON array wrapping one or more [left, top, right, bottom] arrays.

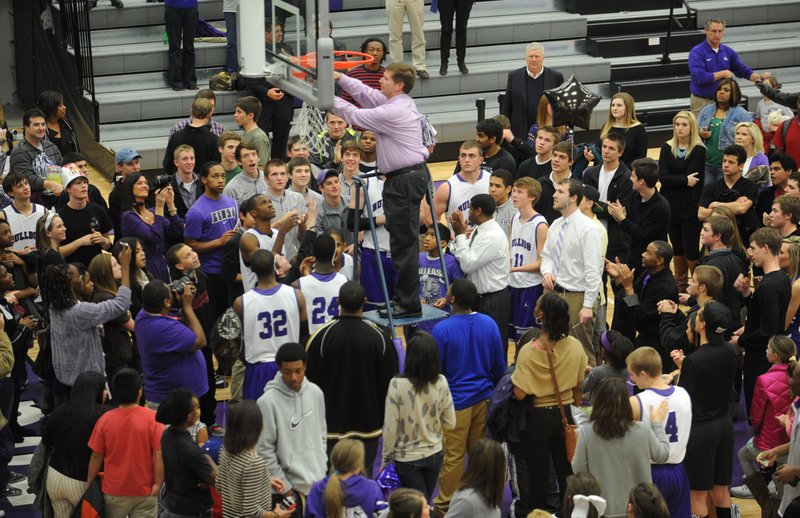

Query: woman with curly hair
[[38, 91, 78, 157], [41, 246, 132, 403], [572, 378, 670, 517], [510, 293, 589, 515]]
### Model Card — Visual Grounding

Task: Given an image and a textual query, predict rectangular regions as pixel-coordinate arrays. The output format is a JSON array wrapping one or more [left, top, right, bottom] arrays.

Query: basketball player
[[238, 193, 294, 292], [508, 177, 548, 341], [233, 249, 306, 400], [628, 346, 693, 518], [295, 235, 348, 336], [426, 140, 490, 230]]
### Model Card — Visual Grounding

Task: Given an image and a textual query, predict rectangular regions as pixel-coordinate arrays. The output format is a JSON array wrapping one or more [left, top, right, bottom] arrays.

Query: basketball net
[[290, 50, 375, 156], [294, 102, 327, 156]]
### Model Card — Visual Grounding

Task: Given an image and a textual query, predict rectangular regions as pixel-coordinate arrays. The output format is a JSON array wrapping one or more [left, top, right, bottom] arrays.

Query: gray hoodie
[[256, 375, 328, 495]]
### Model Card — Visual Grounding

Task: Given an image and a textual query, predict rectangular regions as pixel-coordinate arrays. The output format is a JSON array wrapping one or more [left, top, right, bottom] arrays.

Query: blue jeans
[[395, 451, 444, 502], [704, 165, 723, 187], [224, 12, 238, 73]]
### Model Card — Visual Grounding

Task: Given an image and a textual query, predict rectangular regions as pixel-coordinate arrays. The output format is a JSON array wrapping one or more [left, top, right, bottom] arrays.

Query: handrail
[[57, 0, 99, 138]]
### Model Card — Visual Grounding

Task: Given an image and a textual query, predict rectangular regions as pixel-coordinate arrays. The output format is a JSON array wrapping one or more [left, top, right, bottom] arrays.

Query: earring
[[535, 316, 542, 326]]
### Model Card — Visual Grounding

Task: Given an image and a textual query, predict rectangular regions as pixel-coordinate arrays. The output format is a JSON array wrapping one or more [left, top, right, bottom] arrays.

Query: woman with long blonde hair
[[734, 121, 770, 183], [598, 92, 647, 167], [658, 111, 706, 291], [780, 237, 800, 350], [305, 439, 383, 518]]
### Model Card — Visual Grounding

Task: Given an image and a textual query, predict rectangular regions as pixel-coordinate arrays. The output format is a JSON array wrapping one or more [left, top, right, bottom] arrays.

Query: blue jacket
[[697, 104, 753, 152], [432, 313, 505, 410]]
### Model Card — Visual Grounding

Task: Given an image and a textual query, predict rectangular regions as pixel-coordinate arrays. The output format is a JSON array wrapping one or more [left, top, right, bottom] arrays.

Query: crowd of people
[[3, 7, 800, 518]]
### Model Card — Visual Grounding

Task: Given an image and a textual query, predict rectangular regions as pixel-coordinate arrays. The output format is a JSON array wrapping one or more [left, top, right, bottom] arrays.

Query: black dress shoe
[[439, 63, 447, 76], [393, 306, 422, 318], [458, 61, 469, 74], [110, 0, 123, 7], [89, 0, 97, 7], [185, 84, 199, 90], [378, 302, 400, 317], [417, 69, 429, 79]]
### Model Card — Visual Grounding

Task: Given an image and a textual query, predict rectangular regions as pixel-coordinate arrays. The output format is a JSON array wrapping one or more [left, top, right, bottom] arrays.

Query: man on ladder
[[333, 63, 430, 319]]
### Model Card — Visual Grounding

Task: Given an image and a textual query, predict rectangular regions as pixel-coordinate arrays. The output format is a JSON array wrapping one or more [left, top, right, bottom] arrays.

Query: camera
[[170, 275, 194, 296], [150, 175, 172, 190]]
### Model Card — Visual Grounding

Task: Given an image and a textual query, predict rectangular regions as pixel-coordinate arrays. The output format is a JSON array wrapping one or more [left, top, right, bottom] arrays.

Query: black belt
[[553, 284, 582, 294], [691, 93, 714, 101], [387, 162, 427, 176], [480, 287, 508, 298]]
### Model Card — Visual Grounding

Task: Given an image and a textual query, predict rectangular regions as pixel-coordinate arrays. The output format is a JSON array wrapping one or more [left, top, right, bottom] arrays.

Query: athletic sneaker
[[7, 472, 24, 484], [209, 424, 225, 437], [214, 375, 228, 389], [730, 484, 753, 499], [1, 485, 21, 497], [732, 502, 741, 518]]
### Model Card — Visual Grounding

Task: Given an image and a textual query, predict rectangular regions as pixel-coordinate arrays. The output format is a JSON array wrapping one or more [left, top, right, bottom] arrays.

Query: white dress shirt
[[540, 209, 603, 308], [451, 218, 510, 294]]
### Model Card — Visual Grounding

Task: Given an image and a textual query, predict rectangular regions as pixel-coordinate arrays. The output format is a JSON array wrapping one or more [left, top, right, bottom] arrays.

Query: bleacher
[[62, 0, 800, 173]]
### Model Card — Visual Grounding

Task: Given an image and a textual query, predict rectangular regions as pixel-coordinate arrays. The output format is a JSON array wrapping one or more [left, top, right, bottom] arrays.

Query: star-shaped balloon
[[543, 74, 602, 130]]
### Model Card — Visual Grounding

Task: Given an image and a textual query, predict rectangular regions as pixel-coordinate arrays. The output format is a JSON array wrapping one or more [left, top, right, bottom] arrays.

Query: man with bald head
[[501, 43, 564, 141]]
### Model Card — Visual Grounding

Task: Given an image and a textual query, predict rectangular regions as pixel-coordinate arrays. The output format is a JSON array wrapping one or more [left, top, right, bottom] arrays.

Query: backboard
[[237, 0, 335, 110]]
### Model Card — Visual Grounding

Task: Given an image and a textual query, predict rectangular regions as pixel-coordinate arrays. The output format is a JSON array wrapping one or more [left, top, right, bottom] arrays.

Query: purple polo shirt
[[688, 40, 753, 99], [135, 310, 208, 404]]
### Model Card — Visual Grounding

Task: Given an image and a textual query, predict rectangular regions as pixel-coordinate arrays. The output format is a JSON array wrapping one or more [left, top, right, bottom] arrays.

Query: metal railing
[[56, 0, 99, 137]]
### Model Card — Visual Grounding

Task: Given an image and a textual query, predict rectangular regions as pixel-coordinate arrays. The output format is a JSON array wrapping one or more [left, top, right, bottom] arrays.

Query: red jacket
[[752, 363, 793, 450]]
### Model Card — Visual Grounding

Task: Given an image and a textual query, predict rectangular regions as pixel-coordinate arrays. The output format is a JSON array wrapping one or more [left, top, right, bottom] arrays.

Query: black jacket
[[697, 248, 747, 327], [583, 162, 633, 258], [306, 316, 398, 436], [501, 66, 564, 141], [619, 190, 671, 269]]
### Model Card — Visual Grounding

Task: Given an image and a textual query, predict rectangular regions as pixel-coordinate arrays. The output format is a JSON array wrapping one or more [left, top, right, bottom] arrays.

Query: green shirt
[[224, 165, 241, 185], [705, 117, 724, 167]]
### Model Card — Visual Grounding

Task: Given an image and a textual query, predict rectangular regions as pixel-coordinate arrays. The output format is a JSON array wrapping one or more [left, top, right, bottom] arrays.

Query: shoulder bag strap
[[546, 347, 570, 427]]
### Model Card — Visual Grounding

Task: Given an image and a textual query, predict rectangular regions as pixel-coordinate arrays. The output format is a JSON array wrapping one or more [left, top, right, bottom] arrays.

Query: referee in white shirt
[[540, 178, 603, 365], [450, 193, 511, 357]]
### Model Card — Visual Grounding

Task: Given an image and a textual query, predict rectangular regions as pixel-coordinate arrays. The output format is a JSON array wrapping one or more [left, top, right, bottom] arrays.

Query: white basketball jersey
[[509, 212, 548, 288], [361, 176, 390, 253], [445, 170, 491, 219], [239, 228, 277, 293], [341, 254, 354, 281], [3, 204, 46, 250], [298, 271, 348, 334], [637, 386, 692, 464], [242, 284, 300, 364]]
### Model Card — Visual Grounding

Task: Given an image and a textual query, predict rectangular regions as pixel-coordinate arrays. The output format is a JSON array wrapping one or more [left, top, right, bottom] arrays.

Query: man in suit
[[501, 42, 564, 142]]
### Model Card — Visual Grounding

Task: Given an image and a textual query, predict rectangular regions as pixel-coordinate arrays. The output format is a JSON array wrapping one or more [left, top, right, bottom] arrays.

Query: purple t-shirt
[[416, 252, 463, 333], [184, 194, 238, 274], [134, 311, 208, 403]]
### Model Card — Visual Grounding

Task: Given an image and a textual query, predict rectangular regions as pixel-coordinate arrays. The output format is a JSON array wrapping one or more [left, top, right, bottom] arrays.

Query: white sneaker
[[769, 480, 778, 496], [732, 502, 741, 518], [730, 484, 753, 499]]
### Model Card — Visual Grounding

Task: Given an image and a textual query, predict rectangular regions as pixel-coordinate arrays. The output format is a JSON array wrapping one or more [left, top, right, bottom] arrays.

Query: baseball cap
[[317, 168, 339, 186], [581, 184, 604, 214], [700, 301, 731, 345], [60, 167, 87, 188], [115, 147, 142, 164]]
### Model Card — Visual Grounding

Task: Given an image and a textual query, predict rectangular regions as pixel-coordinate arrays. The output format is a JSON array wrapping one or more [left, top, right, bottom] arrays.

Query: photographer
[[120, 173, 185, 282], [134, 278, 208, 411]]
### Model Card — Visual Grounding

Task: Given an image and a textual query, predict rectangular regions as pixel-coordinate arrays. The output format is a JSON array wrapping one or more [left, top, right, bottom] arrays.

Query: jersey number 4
[[257, 310, 288, 339], [665, 411, 679, 443], [311, 297, 339, 325]]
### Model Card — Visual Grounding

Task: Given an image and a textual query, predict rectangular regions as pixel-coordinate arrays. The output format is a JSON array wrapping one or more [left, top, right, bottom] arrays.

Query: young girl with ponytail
[[730, 335, 796, 498], [305, 439, 384, 518]]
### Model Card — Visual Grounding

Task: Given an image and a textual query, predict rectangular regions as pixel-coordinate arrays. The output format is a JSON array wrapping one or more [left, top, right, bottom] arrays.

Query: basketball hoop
[[290, 50, 375, 80], [291, 51, 375, 156]]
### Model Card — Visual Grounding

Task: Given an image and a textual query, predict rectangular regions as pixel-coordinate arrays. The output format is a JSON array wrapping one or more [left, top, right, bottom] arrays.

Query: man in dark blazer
[[501, 42, 564, 141]]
